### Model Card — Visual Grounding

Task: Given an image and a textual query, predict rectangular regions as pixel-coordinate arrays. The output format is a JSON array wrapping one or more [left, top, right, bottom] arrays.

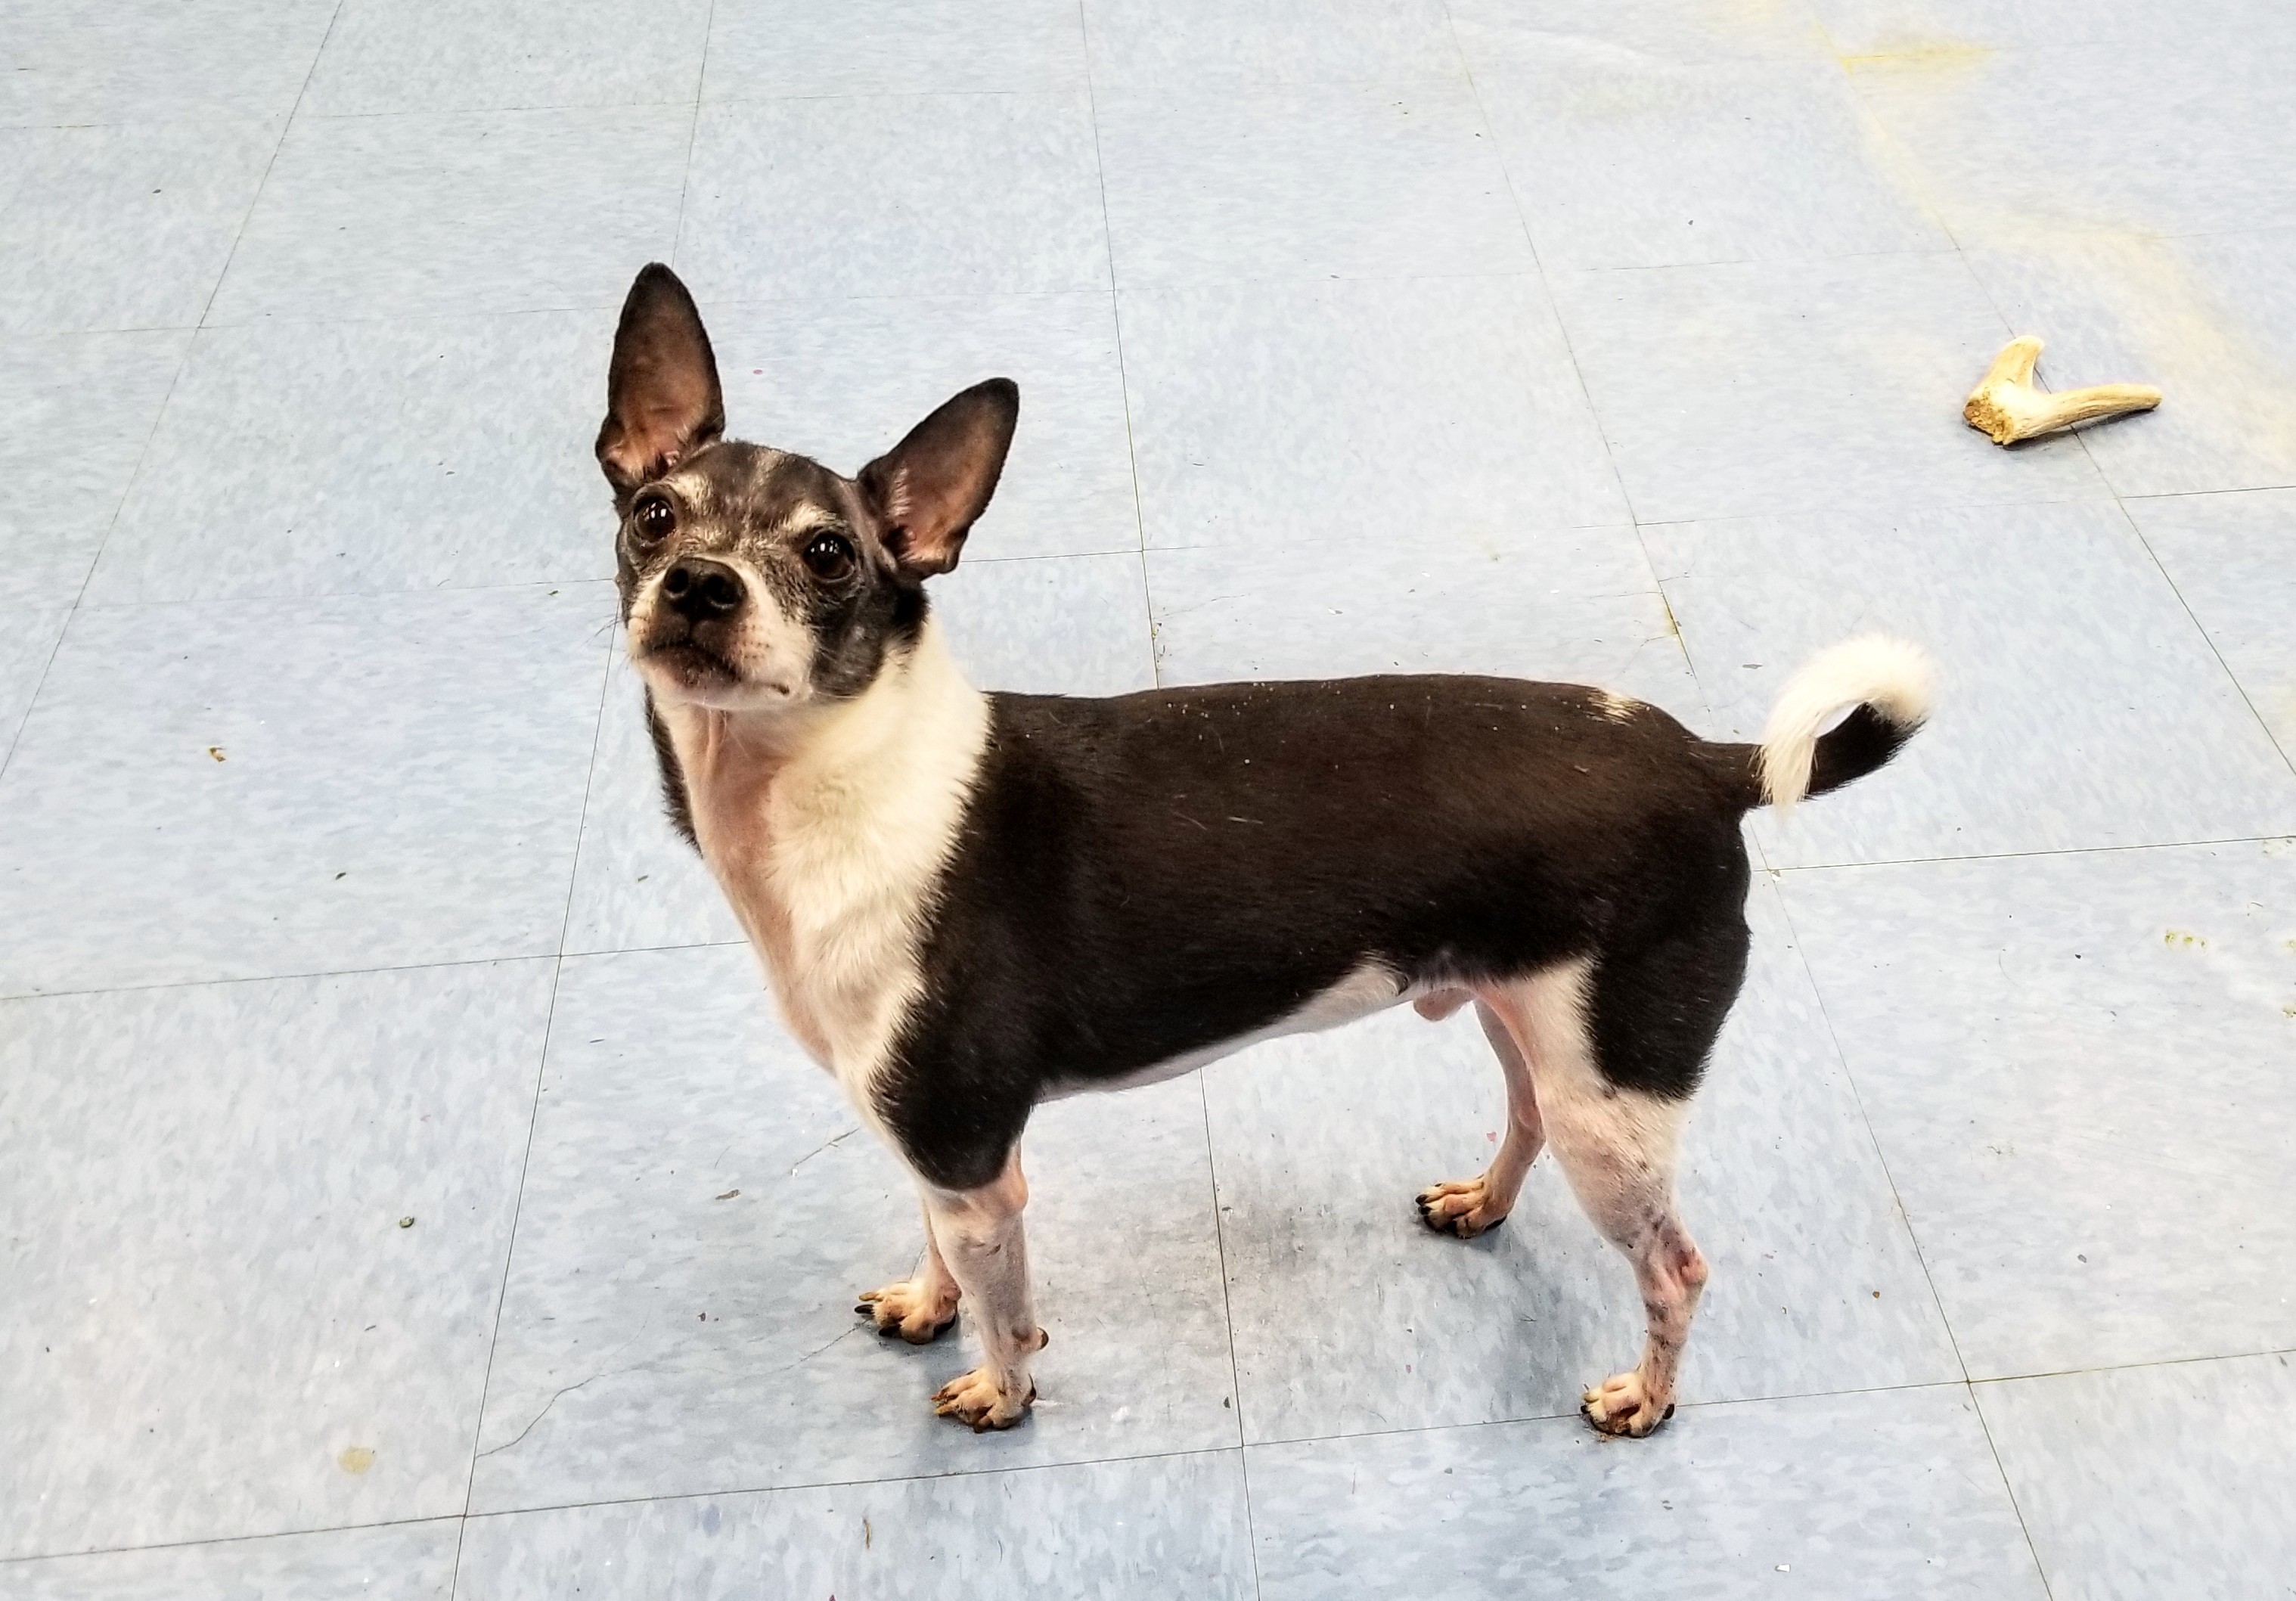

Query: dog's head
[[597, 263, 1018, 714]]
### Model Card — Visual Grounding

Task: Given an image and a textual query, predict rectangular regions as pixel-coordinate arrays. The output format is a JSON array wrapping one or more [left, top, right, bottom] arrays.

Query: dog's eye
[[802, 532, 855, 582], [632, 497, 676, 545]]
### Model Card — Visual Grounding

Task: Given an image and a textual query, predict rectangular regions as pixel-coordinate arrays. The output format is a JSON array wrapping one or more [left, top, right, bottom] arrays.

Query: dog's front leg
[[855, 1200, 961, 1343], [921, 1146, 1046, 1431]]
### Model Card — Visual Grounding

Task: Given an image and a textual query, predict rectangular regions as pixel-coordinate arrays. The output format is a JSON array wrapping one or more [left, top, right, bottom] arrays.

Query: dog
[[597, 263, 1932, 1437]]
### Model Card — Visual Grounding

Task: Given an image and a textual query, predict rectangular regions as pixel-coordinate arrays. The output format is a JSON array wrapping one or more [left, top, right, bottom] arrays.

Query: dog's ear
[[858, 378, 1019, 579], [597, 264, 724, 495]]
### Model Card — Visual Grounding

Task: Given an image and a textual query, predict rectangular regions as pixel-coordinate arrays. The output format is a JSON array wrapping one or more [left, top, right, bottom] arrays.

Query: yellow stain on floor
[[1835, 37, 1997, 76], [337, 1446, 376, 1475], [1810, 23, 2296, 470], [2006, 228, 2296, 467]]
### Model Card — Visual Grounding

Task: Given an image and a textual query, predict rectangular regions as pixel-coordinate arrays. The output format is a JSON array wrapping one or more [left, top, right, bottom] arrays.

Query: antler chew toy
[[1962, 335, 2160, 445]]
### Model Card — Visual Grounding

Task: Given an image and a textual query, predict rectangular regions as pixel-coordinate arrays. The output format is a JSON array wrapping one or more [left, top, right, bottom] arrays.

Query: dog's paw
[[930, 1366, 1036, 1432], [1415, 1177, 1508, 1239], [1580, 1370, 1676, 1438], [855, 1277, 960, 1344]]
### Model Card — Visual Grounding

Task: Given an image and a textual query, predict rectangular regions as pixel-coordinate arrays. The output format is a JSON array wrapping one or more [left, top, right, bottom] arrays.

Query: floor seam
[[1766, 874, 2059, 1601], [0, 1514, 466, 1570], [185, 0, 346, 340], [1966, 1343, 2296, 1388], [448, 630, 619, 1599], [2075, 445, 2296, 783], [0, 939, 763, 1010], [25, 1341, 2296, 1568], [1193, 1069, 1261, 1593], [1768, 832, 2290, 874], [455, 1442, 1250, 1528], [666, 0, 718, 273], [59, 576, 616, 613], [1076, 7, 1247, 1581], [0, 5, 346, 787], [1438, 1, 1708, 712], [1075, 1, 1161, 691]]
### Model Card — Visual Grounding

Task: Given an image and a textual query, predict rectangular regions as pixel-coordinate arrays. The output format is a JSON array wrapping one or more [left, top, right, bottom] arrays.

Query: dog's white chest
[[667, 624, 991, 1109]]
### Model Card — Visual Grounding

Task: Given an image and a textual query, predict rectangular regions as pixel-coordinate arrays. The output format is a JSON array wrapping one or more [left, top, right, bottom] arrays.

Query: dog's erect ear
[[858, 379, 1019, 578], [597, 264, 724, 495]]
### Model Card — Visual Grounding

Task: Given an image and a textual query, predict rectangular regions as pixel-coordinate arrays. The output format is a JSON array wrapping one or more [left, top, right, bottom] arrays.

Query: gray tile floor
[[4, 1, 2294, 1596]]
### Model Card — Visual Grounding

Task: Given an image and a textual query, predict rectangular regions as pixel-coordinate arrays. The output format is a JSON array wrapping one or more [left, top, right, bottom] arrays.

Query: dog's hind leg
[[920, 1146, 1048, 1431], [1416, 1001, 1545, 1237], [1482, 953, 1725, 1438], [855, 1199, 961, 1343]]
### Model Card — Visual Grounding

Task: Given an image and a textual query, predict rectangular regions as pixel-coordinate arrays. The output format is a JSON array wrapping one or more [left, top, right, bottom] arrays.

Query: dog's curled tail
[[1725, 635, 1934, 812]]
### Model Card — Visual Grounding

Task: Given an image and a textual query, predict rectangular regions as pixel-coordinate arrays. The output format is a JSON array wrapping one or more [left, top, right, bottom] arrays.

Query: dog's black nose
[[661, 557, 744, 620]]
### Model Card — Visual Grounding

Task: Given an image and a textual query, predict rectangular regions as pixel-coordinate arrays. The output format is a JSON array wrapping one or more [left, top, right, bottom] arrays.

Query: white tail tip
[[1758, 635, 1935, 811]]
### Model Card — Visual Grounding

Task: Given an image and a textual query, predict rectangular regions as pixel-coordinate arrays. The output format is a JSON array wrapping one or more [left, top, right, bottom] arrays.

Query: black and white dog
[[597, 265, 1931, 1437]]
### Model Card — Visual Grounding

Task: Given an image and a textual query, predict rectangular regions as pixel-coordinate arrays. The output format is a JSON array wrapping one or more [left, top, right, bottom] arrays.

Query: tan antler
[[1962, 335, 2159, 445]]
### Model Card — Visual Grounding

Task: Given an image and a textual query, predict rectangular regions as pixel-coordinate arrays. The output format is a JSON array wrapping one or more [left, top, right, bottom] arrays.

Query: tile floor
[[3, 2, 2293, 1596]]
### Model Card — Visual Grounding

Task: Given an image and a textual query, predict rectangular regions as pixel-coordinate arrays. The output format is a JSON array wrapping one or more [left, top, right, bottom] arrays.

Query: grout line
[[55, 576, 616, 613], [1626, 488, 2125, 533], [451, 1442, 1250, 1531], [436, 1348, 2290, 1536], [559, 935, 748, 960], [1767, 831, 2290, 875], [1966, 1342, 2296, 1388], [0, 0, 347, 786], [554, 637, 625, 973], [23, 1339, 2296, 1568], [1765, 873, 2059, 1601], [1079, 0, 1239, 1566], [1438, 3, 1708, 712], [448, 1010, 551, 1601], [962, 545, 1156, 566], [1074, 1, 1160, 688], [448, 634, 619, 1599], [2120, 481, 2296, 503], [2074, 444, 2296, 782], [0, 1514, 467, 1571], [1193, 1069, 1263, 1596], [190, 1, 348, 337], [667, 0, 718, 271], [0, 453, 154, 780], [1227, 1345, 2296, 1457], [1243, 1375, 1977, 1457], [0, 941, 747, 1010], [298, 95, 700, 123]]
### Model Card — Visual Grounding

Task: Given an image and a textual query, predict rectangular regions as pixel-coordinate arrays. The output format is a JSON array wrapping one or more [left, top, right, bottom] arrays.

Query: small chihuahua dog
[[599, 264, 1931, 1436]]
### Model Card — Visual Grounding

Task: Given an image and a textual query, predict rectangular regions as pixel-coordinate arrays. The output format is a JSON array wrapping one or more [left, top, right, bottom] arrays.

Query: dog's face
[[597, 265, 1018, 715]]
